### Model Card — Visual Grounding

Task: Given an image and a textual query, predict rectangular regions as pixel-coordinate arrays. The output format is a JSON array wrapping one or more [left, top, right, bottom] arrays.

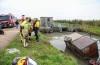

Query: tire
[[1, 24, 3, 28], [1, 24, 4, 28], [10, 23, 14, 28]]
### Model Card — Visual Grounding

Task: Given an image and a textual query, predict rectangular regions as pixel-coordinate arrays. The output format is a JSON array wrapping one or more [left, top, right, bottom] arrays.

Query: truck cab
[[0, 14, 15, 28]]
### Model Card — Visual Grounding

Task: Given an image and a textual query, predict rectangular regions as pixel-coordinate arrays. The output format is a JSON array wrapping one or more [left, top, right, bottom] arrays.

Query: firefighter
[[28, 17, 33, 40], [33, 18, 40, 42], [19, 15, 25, 42], [21, 17, 29, 47]]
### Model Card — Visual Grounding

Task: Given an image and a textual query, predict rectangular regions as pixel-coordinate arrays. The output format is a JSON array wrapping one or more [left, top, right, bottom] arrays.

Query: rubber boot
[[20, 32, 24, 43], [25, 38, 29, 47], [23, 39, 26, 47]]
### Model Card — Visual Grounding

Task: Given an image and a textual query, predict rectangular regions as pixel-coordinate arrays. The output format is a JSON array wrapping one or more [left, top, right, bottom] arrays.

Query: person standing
[[21, 17, 29, 47], [15, 20, 19, 29], [33, 18, 40, 42], [19, 15, 25, 42], [28, 17, 33, 40]]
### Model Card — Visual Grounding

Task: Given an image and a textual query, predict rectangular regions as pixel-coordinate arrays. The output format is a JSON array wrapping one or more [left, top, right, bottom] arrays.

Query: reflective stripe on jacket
[[21, 20, 28, 27]]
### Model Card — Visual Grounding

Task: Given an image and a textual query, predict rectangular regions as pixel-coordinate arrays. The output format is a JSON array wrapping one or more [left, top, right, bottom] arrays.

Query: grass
[[54, 22, 81, 28], [54, 20, 100, 36], [55, 22, 100, 36], [54, 22, 69, 27], [81, 26, 100, 36], [0, 32, 77, 65]]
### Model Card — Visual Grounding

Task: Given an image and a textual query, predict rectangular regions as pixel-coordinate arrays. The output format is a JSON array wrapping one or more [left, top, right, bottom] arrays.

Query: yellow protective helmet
[[17, 56, 27, 65]]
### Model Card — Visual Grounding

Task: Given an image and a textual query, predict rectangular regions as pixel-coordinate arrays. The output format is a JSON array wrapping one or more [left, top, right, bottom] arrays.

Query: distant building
[[40, 17, 53, 27]]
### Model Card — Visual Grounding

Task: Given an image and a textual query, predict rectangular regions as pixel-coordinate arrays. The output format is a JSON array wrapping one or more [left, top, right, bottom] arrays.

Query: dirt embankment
[[0, 28, 19, 51]]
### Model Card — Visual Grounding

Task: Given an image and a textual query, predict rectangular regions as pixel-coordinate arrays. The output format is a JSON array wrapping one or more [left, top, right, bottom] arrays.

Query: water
[[44, 32, 100, 65], [50, 39, 66, 52]]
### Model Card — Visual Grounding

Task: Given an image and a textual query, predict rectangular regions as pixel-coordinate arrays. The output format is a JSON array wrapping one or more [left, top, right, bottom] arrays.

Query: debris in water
[[6, 48, 21, 54]]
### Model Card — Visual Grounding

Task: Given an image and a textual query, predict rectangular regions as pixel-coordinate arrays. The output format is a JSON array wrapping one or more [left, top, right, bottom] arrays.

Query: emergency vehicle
[[0, 13, 17, 28]]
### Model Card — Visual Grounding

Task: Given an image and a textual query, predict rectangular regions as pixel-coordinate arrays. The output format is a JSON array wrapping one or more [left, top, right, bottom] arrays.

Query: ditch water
[[44, 32, 100, 65]]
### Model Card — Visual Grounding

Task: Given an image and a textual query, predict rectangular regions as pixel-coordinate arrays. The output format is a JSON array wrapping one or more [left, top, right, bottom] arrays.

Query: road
[[0, 28, 19, 51]]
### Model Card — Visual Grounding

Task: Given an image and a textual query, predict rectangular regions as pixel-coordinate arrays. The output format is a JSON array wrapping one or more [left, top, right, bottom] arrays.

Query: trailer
[[64, 33, 98, 60]]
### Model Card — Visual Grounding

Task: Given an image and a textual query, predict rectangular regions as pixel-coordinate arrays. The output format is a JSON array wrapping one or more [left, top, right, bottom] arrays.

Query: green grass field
[[0, 33, 77, 65], [54, 22, 81, 28], [81, 27, 100, 36], [83, 27, 100, 32]]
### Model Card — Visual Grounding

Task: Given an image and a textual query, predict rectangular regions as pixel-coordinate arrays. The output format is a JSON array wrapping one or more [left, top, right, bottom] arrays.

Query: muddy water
[[44, 32, 100, 65]]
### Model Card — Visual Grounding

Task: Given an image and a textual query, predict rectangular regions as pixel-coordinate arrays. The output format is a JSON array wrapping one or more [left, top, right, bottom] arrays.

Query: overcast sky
[[0, 0, 100, 20]]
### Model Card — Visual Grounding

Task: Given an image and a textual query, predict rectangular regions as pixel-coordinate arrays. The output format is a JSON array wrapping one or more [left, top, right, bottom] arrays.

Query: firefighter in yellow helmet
[[19, 15, 25, 42], [21, 17, 29, 47], [33, 18, 40, 42]]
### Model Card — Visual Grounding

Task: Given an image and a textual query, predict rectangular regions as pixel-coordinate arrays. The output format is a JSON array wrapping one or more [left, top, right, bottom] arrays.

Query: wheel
[[10, 23, 14, 28]]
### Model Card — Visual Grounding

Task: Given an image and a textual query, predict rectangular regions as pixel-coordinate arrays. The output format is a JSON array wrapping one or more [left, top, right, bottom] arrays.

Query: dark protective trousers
[[34, 28, 39, 40]]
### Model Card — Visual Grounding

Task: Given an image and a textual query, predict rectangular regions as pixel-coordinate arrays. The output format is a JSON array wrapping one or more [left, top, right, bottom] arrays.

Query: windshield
[[0, 15, 9, 20]]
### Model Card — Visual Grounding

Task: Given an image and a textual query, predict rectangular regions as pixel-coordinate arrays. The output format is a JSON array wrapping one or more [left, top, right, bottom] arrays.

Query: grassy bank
[[81, 26, 100, 36], [0, 33, 77, 65], [54, 22, 80, 28], [54, 22, 100, 36]]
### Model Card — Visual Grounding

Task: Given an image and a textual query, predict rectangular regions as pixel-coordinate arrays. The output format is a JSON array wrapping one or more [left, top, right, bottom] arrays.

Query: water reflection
[[50, 39, 66, 52]]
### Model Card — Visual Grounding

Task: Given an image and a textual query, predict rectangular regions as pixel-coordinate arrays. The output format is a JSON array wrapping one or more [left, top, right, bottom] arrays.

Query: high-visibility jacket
[[19, 19, 24, 26], [21, 20, 29, 37], [28, 22, 33, 33], [22, 28, 29, 38], [21, 20, 29, 27], [35, 21, 40, 28]]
